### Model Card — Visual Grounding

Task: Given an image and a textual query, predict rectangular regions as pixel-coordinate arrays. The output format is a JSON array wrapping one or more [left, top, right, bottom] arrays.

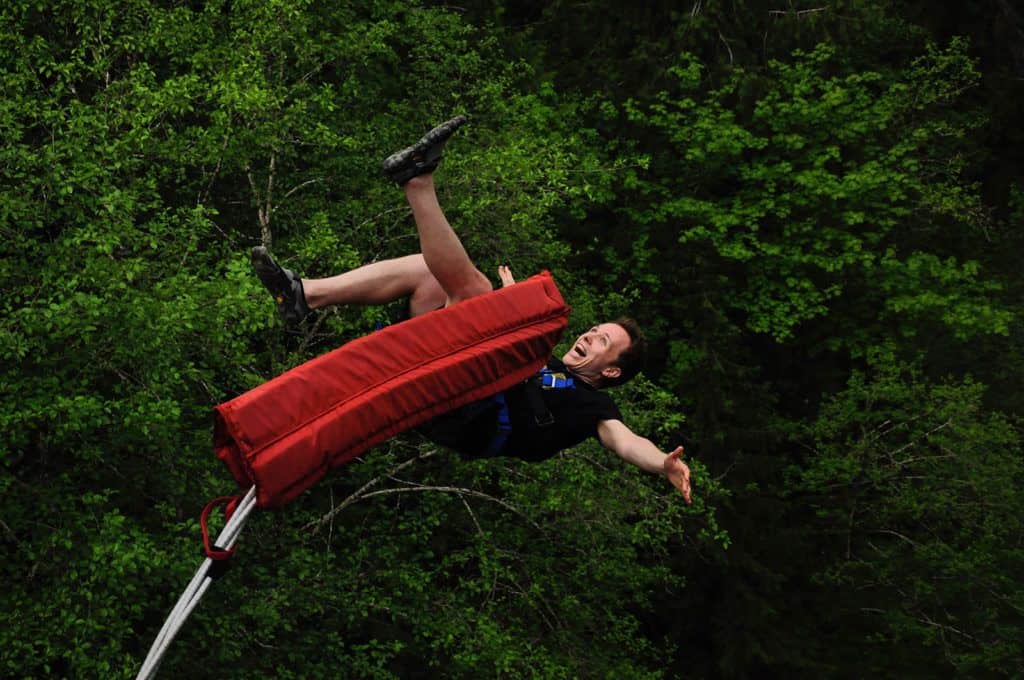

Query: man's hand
[[663, 446, 692, 504], [598, 420, 694, 505], [498, 265, 516, 287]]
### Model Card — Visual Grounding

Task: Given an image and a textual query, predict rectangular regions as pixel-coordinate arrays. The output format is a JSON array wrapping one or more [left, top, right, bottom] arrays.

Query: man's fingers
[[677, 457, 692, 504], [672, 474, 692, 504], [663, 446, 692, 503]]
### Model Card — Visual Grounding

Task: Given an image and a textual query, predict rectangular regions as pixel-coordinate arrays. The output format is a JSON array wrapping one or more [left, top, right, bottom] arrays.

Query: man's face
[[561, 322, 632, 383]]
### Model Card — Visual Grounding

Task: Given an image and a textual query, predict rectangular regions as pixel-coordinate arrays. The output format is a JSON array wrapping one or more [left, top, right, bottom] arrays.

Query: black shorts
[[417, 398, 503, 459]]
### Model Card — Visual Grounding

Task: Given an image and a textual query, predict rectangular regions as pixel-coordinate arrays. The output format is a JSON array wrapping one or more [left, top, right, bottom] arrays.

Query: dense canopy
[[2, 1, 1022, 677]]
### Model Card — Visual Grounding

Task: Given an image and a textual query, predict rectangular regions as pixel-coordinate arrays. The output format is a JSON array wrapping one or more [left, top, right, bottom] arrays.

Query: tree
[[793, 352, 1024, 675], [1, 1, 725, 676]]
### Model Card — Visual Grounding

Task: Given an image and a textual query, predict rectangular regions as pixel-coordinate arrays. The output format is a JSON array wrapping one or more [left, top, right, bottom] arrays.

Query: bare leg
[[302, 254, 447, 316], [276, 117, 485, 320], [402, 174, 492, 304], [291, 172, 489, 318]]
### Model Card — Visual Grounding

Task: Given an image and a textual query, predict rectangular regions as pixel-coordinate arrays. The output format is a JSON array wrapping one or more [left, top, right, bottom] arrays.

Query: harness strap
[[528, 368, 575, 425], [483, 367, 577, 455], [482, 392, 512, 457], [524, 379, 554, 426]]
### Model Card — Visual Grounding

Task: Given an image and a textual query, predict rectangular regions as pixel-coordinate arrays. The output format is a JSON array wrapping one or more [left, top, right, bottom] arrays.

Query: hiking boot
[[382, 115, 468, 186], [250, 246, 310, 323]]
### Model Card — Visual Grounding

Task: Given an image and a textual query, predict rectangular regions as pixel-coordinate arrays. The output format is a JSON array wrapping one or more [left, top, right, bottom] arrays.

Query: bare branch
[[297, 306, 331, 354], [304, 451, 437, 532], [356, 206, 407, 231], [768, 7, 827, 18], [264, 152, 276, 245], [245, 155, 276, 247], [892, 452, 955, 468], [718, 30, 734, 65], [356, 486, 543, 532], [245, 164, 258, 206], [199, 134, 232, 206], [916, 611, 977, 641], [885, 418, 954, 463], [714, 460, 737, 482], [870, 528, 920, 548], [461, 496, 485, 537], [283, 177, 324, 200], [245, 163, 271, 248], [0, 518, 19, 545]]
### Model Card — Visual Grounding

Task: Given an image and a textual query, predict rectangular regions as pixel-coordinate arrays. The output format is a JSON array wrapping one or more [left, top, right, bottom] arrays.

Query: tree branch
[[263, 152, 276, 246], [768, 7, 827, 17], [355, 486, 543, 532], [245, 163, 269, 248], [718, 30, 734, 65], [304, 451, 437, 532], [245, 154, 276, 248], [199, 133, 232, 206], [885, 418, 954, 463], [283, 177, 323, 200], [870, 528, 920, 548]]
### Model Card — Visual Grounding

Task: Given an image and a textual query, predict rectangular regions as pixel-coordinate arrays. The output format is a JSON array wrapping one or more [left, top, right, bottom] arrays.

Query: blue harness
[[483, 368, 575, 457]]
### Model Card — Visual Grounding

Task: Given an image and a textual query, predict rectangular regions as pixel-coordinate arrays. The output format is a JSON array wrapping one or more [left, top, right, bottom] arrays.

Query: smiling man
[[251, 117, 691, 503]]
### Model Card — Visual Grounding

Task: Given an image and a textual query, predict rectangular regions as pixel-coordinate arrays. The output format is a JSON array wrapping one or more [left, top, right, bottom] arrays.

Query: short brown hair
[[603, 317, 646, 387]]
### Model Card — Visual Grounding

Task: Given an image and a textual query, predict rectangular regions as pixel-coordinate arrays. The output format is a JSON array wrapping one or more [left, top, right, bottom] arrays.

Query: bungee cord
[[136, 485, 257, 680]]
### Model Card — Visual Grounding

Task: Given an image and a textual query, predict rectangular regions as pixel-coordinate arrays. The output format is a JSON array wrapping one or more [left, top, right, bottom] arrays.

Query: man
[[251, 117, 692, 503]]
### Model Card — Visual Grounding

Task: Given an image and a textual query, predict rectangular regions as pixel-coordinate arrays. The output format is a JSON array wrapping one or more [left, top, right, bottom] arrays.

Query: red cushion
[[214, 272, 570, 508]]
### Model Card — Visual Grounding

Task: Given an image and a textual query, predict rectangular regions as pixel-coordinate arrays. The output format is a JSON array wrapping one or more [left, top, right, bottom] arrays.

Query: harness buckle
[[534, 411, 555, 427], [540, 372, 574, 389]]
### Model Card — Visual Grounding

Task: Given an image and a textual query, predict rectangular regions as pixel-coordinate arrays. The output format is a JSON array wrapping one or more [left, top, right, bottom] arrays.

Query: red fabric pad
[[214, 272, 570, 508]]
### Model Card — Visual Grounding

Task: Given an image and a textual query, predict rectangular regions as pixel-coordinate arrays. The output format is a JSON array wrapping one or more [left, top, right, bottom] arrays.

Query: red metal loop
[[200, 495, 242, 560]]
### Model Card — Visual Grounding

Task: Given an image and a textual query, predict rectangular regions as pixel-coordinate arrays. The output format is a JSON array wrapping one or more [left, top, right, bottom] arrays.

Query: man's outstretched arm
[[597, 419, 692, 504]]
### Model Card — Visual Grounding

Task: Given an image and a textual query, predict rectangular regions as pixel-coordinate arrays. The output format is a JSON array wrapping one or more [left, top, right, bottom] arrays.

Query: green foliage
[[792, 354, 1024, 675], [2, 0, 1022, 677], [623, 39, 1008, 344], [0, 1, 722, 677]]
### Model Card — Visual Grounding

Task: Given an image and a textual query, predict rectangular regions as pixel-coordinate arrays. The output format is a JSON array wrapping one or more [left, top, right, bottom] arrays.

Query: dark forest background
[[2, 1, 1022, 677]]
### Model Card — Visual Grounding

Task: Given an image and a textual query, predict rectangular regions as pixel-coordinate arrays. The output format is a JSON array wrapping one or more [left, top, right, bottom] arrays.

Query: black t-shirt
[[420, 358, 622, 462]]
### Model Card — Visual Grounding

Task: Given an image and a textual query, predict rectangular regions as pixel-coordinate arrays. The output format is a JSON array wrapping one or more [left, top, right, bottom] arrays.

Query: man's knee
[[448, 270, 493, 304], [410, 274, 446, 316]]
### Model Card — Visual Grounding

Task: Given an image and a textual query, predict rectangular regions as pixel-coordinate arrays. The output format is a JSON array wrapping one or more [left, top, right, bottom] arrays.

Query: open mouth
[[573, 344, 587, 358]]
